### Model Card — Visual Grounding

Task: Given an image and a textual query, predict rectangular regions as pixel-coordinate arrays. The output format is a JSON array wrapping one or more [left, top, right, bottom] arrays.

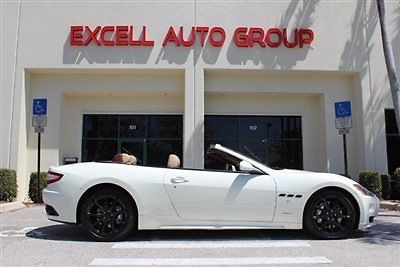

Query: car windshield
[[207, 145, 283, 170]]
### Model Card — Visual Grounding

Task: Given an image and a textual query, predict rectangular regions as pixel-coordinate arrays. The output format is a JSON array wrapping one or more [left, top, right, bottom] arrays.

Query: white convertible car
[[43, 144, 379, 241]]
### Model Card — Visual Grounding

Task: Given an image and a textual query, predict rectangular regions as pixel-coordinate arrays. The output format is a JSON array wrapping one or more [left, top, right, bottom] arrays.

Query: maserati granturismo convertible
[[43, 144, 379, 241]]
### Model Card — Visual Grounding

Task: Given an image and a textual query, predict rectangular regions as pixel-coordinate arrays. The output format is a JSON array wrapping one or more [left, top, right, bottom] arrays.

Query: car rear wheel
[[304, 189, 356, 239], [80, 188, 135, 241]]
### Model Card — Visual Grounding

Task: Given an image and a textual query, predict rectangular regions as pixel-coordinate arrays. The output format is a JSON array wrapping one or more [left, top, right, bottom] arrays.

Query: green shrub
[[358, 171, 382, 199], [393, 168, 400, 186], [29, 172, 47, 203], [391, 168, 400, 200], [381, 174, 391, 200], [0, 169, 17, 201]]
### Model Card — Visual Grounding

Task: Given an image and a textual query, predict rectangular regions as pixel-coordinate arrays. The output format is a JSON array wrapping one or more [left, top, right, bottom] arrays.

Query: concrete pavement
[[1, 206, 400, 266]]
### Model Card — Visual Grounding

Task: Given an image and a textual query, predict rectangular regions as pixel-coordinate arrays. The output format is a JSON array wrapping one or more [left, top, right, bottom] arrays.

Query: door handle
[[171, 177, 189, 183]]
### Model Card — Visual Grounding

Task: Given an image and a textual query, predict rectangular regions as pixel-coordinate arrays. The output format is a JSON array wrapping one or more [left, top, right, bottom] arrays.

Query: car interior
[[110, 146, 243, 172]]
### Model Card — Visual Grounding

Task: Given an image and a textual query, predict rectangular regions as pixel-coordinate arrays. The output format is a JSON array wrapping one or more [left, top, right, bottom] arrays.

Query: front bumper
[[358, 194, 380, 230]]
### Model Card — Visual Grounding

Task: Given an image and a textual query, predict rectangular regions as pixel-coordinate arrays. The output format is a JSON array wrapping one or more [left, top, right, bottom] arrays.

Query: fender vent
[[278, 193, 303, 198]]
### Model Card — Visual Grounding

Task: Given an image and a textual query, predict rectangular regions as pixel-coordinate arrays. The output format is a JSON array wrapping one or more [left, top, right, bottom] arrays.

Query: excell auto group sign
[[69, 25, 314, 48]]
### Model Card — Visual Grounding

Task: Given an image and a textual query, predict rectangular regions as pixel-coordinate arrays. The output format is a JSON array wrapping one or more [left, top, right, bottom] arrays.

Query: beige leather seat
[[112, 153, 137, 165], [167, 154, 180, 168]]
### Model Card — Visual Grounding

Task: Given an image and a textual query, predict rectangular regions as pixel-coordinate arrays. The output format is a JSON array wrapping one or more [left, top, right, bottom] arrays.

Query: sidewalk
[[0, 201, 26, 213], [380, 200, 400, 212]]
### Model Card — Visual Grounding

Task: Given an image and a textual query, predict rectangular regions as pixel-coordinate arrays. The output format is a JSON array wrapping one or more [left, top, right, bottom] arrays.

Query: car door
[[163, 168, 276, 222]]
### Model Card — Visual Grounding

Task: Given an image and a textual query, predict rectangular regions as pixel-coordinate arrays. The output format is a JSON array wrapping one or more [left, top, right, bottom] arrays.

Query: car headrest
[[112, 153, 137, 165], [167, 154, 180, 168]]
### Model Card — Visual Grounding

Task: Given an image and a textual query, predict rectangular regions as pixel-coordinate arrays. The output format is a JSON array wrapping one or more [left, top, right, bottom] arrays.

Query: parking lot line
[[112, 240, 311, 249], [90, 256, 332, 265]]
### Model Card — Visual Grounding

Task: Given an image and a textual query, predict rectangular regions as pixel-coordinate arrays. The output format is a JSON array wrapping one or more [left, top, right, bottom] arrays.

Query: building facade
[[1, 0, 400, 200]]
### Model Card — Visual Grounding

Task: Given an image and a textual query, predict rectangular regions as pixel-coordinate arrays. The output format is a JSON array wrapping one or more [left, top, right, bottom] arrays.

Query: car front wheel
[[80, 188, 135, 241], [304, 189, 356, 239]]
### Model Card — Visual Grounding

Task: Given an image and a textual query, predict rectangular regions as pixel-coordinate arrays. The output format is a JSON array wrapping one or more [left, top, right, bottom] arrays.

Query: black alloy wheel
[[304, 189, 356, 239], [80, 188, 135, 241]]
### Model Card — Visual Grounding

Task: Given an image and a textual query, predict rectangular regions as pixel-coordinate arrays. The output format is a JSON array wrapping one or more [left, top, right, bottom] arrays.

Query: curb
[[380, 201, 400, 212], [0, 202, 26, 213]]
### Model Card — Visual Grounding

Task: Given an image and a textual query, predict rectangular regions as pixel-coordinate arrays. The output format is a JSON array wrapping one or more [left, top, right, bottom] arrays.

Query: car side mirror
[[239, 161, 262, 174]]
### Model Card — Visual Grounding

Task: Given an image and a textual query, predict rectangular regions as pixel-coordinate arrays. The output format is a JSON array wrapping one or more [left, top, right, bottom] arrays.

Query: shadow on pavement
[[26, 224, 314, 242], [125, 229, 311, 242], [351, 221, 400, 245], [26, 224, 89, 242], [26, 215, 399, 244]]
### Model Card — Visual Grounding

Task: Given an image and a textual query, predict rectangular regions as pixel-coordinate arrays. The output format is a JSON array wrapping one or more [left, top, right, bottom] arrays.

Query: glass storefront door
[[205, 115, 303, 170], [82, 114, 183, 166], [119, 140, 145, 165], [385, 109, 400, 174]]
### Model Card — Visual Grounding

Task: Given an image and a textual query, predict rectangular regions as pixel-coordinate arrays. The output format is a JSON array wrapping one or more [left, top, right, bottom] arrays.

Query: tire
[[80, 187, 136, 241], [303, 189, 356, 239]]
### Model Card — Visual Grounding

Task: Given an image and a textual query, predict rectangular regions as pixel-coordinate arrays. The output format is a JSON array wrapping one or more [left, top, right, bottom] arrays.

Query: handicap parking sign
[[334, 101, 351, 118], [33, 98, 47, 115]]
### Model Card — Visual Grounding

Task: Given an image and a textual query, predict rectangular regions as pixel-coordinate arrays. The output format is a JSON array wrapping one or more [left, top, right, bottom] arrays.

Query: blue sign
[[335, 101, 351, 118], [33, 98, 47, 115]]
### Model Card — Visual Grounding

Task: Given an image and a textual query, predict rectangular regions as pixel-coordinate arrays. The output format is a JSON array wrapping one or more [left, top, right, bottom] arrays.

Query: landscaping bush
[[381, 174, 391, 200], [0, 169, 17, 202], [358, 171, 382, 199], [29, 172, 47, 203], [391, 168, 400, 200], [392, 168, 400, 186]]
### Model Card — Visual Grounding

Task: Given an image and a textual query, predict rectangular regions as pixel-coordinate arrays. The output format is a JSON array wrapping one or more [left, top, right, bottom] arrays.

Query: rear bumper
[[358, 194, 380, 230], [43, 184, 79, 224]]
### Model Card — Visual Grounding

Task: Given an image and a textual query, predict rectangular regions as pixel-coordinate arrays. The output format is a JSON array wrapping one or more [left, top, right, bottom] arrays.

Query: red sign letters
[[70, 25, 314, 48], [70, 26, 154, 46]]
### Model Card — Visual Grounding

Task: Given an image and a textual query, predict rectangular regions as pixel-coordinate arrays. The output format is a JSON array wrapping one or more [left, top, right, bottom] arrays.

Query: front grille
[[45, 205, 59, 216]]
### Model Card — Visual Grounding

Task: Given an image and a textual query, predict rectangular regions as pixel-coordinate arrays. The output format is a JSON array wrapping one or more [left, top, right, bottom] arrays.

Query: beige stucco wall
[[1, 0, 399, 200], [1, 1, 19, 169], [60, 93, 184, 163], [22, 71, 185, 200], [204, 71, 358, 175]]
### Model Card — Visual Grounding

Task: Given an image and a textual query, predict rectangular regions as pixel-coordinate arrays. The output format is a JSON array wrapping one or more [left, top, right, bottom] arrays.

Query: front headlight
[[353, 184, 375, 197]]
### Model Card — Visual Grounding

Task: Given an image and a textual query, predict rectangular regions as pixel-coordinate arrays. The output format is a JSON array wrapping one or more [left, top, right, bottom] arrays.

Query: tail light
[[47, 171, 64, 184]]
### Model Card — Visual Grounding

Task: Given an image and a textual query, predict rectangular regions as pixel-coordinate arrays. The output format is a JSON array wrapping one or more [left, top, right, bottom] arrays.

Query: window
[[82, 114, 183, 166], [385, 109, 400, 175], [83, 115, 118, 138], [205, 147, 242, 172], [205, 115, 303, 170], [82, 140, 118, 162]]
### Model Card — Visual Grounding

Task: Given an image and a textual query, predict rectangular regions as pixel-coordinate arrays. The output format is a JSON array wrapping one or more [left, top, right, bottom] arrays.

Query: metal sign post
[[335, 101, 352, 177], [37, 132, 41, 201], [32, 98, 47, 202], [342, 134, 348, 176]]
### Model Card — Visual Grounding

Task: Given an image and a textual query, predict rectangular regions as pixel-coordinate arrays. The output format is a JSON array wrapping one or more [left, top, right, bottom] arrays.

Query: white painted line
[[112, 240, 311, 249], [90, 257, 332, 265], [0, 227, 38, 237]]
